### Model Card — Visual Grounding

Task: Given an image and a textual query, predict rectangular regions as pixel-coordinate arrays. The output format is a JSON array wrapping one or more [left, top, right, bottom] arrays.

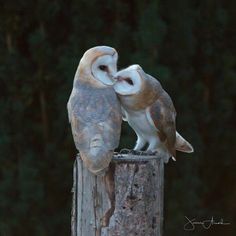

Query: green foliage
[[0, 0, 235, 235]]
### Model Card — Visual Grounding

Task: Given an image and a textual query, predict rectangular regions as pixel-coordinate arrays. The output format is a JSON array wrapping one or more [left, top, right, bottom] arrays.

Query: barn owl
[[67, 46, 122, 175], [113, 65, 193, 161]]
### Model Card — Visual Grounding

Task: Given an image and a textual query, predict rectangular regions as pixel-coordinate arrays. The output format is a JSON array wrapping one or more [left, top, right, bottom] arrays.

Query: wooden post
[[71, 153, 166, 236]]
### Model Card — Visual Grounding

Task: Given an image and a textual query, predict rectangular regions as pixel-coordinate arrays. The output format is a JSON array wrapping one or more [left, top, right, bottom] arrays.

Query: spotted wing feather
[[68, 80, 122, 152], [149, 92, 177, 157]]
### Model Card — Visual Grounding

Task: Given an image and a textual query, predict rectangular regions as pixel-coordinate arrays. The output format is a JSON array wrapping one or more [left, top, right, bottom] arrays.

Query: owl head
[[77, 46, 118, 87], [113, 65, 161, 110]]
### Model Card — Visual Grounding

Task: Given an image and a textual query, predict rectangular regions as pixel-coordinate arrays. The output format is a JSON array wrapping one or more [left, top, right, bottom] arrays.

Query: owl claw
[[144, 150, 158, 156], [120, 148, 132, 154], [132, 150, 156, 156], [130, 150, 140, 155], [119, 149, 159, 156], [119, 149, 143, 155]]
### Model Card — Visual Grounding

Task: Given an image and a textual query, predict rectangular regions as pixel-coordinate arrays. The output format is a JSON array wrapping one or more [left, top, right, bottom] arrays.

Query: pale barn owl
[[67, 46, 122, 175], [113, 65, 193, 161]]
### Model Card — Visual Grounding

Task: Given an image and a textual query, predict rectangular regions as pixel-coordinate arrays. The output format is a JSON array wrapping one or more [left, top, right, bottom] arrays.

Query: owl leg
[[146, 137, 159, 151], [134, 135, 146, 151]]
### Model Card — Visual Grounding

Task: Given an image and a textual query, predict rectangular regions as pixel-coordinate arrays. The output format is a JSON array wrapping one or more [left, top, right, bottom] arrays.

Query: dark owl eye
[[125, 78, 134, 85], [99, 65, 108, 71]]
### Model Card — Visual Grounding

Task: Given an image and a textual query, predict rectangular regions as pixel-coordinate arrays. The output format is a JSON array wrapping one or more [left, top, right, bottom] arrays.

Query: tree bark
[[71, 153, 165, 236]]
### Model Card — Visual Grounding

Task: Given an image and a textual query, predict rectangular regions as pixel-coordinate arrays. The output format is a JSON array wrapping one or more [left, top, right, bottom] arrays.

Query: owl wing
[[67, 83, 122, 152], [99, 106, 122, 150], [148, 92, 177, 157], [67, 88, 84, 150], [121, 106, 128, 121]]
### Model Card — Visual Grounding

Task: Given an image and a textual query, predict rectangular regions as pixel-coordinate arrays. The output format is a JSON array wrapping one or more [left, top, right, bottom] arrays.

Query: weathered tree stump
[[71, 153, 165, 236]]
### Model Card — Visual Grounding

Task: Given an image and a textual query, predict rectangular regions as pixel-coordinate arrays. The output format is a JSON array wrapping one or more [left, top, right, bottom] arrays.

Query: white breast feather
[[125, 109, 159, 142]]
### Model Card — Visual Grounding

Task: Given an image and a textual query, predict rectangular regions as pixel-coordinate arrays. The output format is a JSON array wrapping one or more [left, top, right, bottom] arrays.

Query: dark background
[[0, 0, 235, 235]]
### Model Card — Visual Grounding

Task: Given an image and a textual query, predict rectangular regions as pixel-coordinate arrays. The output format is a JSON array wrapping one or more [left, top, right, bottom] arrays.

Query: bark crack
[[102, 163, 115, 227]]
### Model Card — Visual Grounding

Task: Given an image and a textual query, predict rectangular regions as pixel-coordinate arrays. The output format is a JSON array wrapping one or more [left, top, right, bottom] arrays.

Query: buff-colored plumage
[[114, 65, 193, 161], [67, 46, 122, 175]]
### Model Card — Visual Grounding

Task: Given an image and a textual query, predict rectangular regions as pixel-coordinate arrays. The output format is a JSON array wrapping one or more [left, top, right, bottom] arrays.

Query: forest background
[[0, 0, 235, 235]]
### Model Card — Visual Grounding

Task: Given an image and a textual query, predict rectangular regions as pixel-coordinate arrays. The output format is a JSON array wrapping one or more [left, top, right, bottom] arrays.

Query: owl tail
[[80, 149, 113, 175], [175, 131, 194, 153], [80, 134, 113, 175]]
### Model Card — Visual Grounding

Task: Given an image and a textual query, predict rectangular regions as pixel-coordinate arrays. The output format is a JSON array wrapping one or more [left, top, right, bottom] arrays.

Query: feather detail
[[175, 131, 194, 153]]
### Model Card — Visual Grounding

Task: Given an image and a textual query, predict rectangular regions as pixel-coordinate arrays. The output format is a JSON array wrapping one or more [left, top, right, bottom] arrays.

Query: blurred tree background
[[0, 0, 235, 235]]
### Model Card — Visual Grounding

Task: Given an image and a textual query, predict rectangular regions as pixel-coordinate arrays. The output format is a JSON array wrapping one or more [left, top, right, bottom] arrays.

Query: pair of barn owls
[[67, 46, 193, 175]]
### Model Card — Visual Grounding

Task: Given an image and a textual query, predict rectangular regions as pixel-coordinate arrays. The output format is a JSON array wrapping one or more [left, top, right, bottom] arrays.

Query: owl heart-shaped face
[[113, 65, 143, 95], [91, 53, 118, 86]]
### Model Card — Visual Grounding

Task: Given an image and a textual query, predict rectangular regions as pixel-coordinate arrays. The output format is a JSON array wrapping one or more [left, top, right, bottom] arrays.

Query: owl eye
[[99, 65, 108, 71], [124, 78, 134, 85]]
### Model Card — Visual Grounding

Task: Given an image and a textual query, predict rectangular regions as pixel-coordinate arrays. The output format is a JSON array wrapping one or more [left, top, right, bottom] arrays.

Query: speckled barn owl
[[113, 65, 193, 161], [67, 46, 122, 175]]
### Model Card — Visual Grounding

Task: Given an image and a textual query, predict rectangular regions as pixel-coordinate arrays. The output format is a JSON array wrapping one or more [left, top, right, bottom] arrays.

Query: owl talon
[[130, 150, 140, 155], [120, 148, 132, 154], [144, 150, 158, 156], [130, 150, 147, 155]]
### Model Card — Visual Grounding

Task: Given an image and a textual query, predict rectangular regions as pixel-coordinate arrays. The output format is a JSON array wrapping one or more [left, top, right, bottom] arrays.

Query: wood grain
[[71, 153, 166, 236]]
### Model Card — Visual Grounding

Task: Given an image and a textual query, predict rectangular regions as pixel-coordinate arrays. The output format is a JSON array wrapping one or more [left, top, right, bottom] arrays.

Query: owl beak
[[109, 74, 116, 84], [114, 76, 124, 82]]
